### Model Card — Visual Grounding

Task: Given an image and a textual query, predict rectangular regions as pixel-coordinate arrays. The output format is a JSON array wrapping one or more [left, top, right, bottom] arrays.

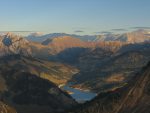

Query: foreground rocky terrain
[[0, 101, 17, 113], [0, 55, 77, 113]]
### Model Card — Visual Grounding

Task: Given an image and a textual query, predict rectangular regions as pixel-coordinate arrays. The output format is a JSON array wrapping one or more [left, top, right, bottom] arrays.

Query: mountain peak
[[52, 36, 81, 42], [1, 33, 29, 45], [0, 33, 31, 57], [42, 36, 88, 53], [42, 36, 82, 45], [6, 32, 13, 36], [29, 32, 44, 37], [4, 32, 18, 38]]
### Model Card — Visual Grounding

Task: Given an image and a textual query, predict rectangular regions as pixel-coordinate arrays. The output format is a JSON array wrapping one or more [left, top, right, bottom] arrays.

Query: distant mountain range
[[26, 29, 150, 43], [96, 29, 150, 43], [0, 32, 124, 58], [26, 32, 97, 42]]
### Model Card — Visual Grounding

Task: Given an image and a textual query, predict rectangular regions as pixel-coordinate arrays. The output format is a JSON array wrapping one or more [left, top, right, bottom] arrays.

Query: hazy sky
[[0, 0, 150, 35]]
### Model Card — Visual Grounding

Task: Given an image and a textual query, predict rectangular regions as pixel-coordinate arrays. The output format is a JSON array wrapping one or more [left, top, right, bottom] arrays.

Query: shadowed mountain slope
[[70, 43, 150, 92], [0, 55, 78, 113], [70, 61, 150, 113]]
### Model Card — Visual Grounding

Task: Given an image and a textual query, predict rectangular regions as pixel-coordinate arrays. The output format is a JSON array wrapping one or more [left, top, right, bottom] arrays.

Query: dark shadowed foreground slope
[[70, 61, 150, 113], [0, 55, 77, 113]]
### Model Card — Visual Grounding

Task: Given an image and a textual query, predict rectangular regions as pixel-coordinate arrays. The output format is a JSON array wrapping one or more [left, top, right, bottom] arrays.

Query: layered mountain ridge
[[27, 33, 96, 42], [42, 36, 125, 54], [0, 32, 150, 93], [96, 29, 150, 43], [27, 29, 150, 43]]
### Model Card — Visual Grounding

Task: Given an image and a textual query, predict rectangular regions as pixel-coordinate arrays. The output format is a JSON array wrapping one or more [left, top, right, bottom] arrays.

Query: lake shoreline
[[60, 83, 97, 103]]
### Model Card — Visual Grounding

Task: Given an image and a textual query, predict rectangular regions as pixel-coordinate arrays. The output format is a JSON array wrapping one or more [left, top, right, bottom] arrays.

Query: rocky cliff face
[[116, 62, 150, 113], [0, 32, 32, 57], [0, 33, 57, 60]]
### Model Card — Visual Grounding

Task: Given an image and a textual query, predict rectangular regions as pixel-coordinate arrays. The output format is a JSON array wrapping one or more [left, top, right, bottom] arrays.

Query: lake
[[62, 84, 97, 103]]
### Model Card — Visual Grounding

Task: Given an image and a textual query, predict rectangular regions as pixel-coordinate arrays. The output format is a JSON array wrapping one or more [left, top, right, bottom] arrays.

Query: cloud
[[111, 28, 127, 31], [131, 27, 150, 29], [94, 31, 112, 34], [74, 30, 84, 33], [101, 31, 112, 34], [12, 31, 35, 32]]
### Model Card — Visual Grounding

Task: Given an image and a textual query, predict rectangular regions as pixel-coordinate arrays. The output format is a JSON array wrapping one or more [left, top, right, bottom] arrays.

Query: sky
[[0, 0, 150, 35]]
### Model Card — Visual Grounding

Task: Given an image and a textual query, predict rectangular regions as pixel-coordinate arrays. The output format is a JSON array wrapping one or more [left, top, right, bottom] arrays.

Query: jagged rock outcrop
[[0, 33, 55, 60], [0, 101, 17, 113], [0, 32, 32, 56]]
